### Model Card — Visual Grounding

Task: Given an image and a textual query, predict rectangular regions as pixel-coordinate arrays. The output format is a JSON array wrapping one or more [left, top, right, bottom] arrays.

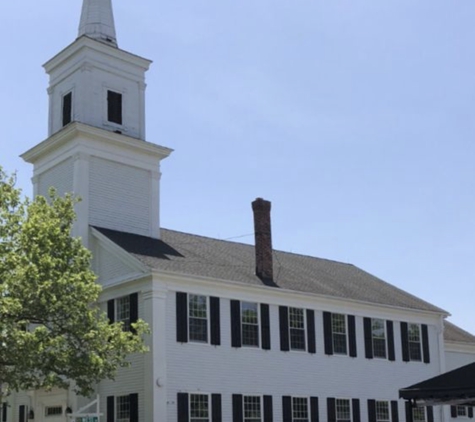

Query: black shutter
[[368, 400, 376, 422], [62, 92, 72, 126], [107, 90, 123, 125], [307, 309, 316, 354], [426, 406, 434, 422], [177, 393, 189, 422], [129, 394, 138, 422], [364, 318, 373, 359], [212, 394, 222, 422], [261, 304, 271, 350], [18, 406, 25, 422], [422, 325, 430, 363], [233, 395, 243, 422], [469, 407, 474, 419], [405, 402, 413, 422], [176, 292, 188, 343], [327, 398, 336, 422], [210, 297, 221, 346], [310, 397, 319, 422], [426, 407, 434, 422], [401, 322, 409, 362], [282, 397, 292, 422], [323, 312, 333, 355], [129, 293, 138, 333], [108, 299, 115, 323], [107, 396, 114, 422], [451, 406, 458, 418], [387, 321, 396, 361], [391, 401, 399, 422], [264, 396, 273, 422], [348, 315, 357, 357], [279, 307, 290, 351], [352, 399, 360, 422], [231, 300, 242, 348], [2, 403, 6, 422]]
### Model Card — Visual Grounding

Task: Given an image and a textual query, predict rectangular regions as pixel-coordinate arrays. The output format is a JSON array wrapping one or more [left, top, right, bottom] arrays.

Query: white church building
[[6, 0, 475, 421]]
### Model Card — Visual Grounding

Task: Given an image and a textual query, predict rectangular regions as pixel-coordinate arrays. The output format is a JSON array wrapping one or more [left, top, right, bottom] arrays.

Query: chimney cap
[[252, 197, 271, 211]]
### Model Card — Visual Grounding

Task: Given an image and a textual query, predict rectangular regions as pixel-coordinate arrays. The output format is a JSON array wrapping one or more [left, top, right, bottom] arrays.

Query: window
[[244, 396, 262, 422], [44, 406, 62, 417], [62, 92, 72, 126], [413, 407, 426, 422], [188, 294, 208, 343], [332, 314, 347, 355], [108, 294, 138, 333], [457, 407, 468, 417], [241, 302, 259, 347], [292, 397, 309, 422], [336, 399, 351, 422], [116, 296, 131, 331], [375, 402, 390, 422], [401, 322, 430, 363], [116, 396, 130, 422], [190, 394, 209, 422], [408, 324, 422, 362], [372, 319, 387, 359], [107, 90, 123, 125], [289, 308, 306, 351]]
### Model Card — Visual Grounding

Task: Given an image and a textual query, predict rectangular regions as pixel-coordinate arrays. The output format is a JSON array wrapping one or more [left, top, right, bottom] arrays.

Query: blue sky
[[1, 1, 475, 333]]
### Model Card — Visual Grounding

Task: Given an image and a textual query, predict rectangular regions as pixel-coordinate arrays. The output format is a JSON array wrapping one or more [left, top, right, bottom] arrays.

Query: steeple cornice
[[78, 0, 118, 47]]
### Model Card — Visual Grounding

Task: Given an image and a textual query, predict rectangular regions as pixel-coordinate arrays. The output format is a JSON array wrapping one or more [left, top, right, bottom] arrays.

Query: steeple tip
[[78, 0, 118, 47]]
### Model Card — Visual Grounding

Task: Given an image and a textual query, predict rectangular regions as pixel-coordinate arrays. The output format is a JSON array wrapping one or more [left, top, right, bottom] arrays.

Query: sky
[[1, 1, 475, 333]]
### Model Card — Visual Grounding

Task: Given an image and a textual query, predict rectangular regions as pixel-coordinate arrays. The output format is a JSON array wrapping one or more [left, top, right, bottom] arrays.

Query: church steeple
[[22, 0, 172, 243], [78, 0, 118, 47]]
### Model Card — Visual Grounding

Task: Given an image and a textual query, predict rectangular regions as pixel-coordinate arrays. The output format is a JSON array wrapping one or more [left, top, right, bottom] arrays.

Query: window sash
[[336, 399, 351, 422], [372, 319, 387, 359], [375, 401, 390, 422], [190, 394, 210, 422], [408, 324, 422, 361], [412, 408, 425, 422], [116, 296, 131, 331], [243, 396, 262, 422], [116, 395, 130, 422], [188, 295, 208, 343], [241, 302, 259, 347], [292, 397, 309, 422], [457, 406, 468, 417], [289, 308, 306, 351]]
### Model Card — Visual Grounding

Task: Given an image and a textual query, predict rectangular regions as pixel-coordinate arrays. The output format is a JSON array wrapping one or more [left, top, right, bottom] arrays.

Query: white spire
[[78, 0, 118, 47]]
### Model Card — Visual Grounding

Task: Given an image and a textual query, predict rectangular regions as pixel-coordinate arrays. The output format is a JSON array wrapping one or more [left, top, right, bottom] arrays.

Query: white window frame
[[44, 406, 63, 417], [291, 396, 310, 422], [332, 314, 348, 355], [288, 307, 307, 352], [188, 294, 209, 344], [457, 406, 468, 418], [189, 392, 211, 422], [116, 395, 130, 422], [116, 296, 131, 332], [408, 323, 422, 362], [375, 401, 390, 422], [335, 398, 352, 422], [371, 319, 387, 359], [241, 302, 260, 348], [412, 407, 426, 422], [243, 395, 263, 422]]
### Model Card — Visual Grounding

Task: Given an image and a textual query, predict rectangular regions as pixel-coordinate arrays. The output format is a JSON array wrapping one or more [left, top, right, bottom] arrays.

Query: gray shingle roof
[[96, 227, 446, 314], [444, 320, 475, 344]]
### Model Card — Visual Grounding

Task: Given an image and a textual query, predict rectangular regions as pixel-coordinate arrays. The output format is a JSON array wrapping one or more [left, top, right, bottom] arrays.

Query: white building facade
[[6, 1, 475, 422]]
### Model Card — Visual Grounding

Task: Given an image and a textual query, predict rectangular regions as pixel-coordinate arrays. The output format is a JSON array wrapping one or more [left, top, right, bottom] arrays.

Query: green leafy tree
[[0, 167, 148, 399]]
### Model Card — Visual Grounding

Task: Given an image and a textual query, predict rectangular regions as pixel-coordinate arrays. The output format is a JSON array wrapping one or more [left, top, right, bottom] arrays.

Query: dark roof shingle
[[95, 226, 446, 313]]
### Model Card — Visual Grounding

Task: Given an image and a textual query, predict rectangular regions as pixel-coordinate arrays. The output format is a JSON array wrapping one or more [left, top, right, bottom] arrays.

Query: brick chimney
[[252, 198, 274, 283]]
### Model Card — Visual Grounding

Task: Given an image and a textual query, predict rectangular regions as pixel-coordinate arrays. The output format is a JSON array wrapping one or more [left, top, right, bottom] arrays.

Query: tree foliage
[[0, 167, 148, 397]]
